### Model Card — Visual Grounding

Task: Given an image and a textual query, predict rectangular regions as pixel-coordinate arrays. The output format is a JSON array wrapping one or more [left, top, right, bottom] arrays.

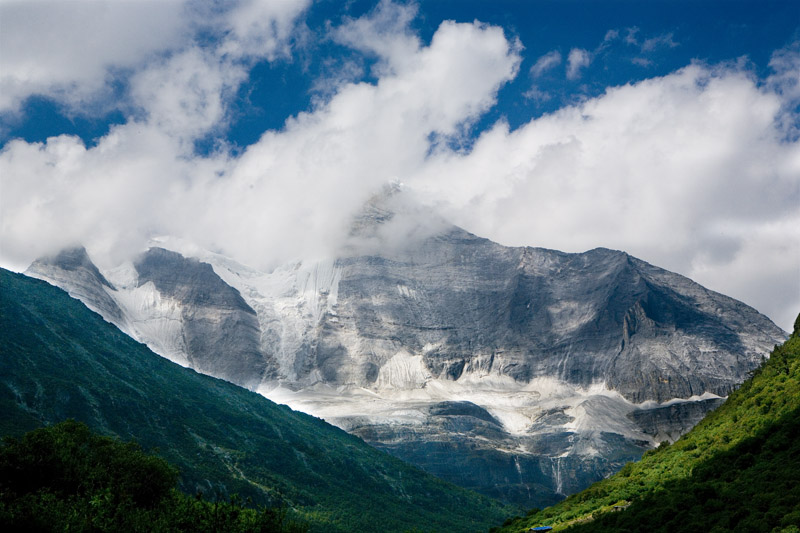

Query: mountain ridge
[[25, 213, 786, 507]]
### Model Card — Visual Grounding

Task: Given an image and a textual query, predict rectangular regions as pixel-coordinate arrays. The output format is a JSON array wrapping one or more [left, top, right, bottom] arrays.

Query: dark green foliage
[[0, 419, 176, 509], [0, 269, 511, 532], [0, 420, 307, 532], [497, 315, 800, 532]]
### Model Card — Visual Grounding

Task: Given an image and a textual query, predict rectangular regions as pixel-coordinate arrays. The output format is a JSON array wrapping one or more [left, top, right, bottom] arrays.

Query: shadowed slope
[[0, 269, 511, 533]]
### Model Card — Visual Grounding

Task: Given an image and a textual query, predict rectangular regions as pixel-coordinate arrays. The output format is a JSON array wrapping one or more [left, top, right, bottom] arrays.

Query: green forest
[[0, 420, 308, 532], [496, 315, 800, 533]]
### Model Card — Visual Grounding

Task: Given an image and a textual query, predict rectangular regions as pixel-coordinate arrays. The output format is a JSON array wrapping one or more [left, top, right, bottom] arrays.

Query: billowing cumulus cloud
[[0, 1, 797, 331], [0, 0, 310, 125], [0, 1, 522, 269], [332, 0, 420, 72], [0, 0, 188, 114]]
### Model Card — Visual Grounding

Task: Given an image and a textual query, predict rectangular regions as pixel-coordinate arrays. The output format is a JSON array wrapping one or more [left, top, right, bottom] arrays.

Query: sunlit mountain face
[[27, 191, 785, 506]]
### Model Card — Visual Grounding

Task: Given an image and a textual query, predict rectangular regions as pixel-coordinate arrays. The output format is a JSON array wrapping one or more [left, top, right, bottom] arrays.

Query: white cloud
[[0, 0, 310, 124], [530, 50, 562, 78], [0, 124, 212, 268], [625, 27, 640, 46], [622, 26, 680, 61], [768, 44, 800, 98], [128, 49, 244, 142], [766, 44, 800, 140], [0, 12, 521, 270], [523, 85, 552, 103], [566, 48, 591, 80], [0, 0, 314, 266], [218, 0, 312, 60], [185, 18, 522, 264], [689, 217, 800, 333], [0, 0, 189, 114], [332, 0, 420, 75], [641, 32, 679, 52]]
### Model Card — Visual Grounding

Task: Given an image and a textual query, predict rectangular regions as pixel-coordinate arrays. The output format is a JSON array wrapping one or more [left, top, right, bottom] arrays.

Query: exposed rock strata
[[26, 210, 786, 507]]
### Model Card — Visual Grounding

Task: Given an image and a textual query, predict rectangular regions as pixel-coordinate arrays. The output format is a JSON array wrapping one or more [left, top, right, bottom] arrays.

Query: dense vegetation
[[497, 314, 800, 533], [0, 269, 511, 532], [0, 420, 307, 532]]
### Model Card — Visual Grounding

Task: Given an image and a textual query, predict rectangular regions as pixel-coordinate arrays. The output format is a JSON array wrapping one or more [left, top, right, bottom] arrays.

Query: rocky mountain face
[[29, 247, 273, 388], [133, 248, 274, 388], [26, 198, 786, 508]]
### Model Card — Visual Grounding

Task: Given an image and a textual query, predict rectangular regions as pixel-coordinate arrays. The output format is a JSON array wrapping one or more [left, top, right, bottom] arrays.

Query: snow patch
[[636, 391, 725, 409], [376, 351, 432, 389], [108, 280, 190, 367], [147, 239, 345, 382], [396, 284, 418, 299]]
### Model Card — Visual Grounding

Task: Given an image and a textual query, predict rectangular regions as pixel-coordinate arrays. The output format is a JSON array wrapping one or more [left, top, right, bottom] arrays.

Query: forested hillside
[[0, 420, 308, 531], [497, 314, 800, 533], [0, 269, 510, 532]]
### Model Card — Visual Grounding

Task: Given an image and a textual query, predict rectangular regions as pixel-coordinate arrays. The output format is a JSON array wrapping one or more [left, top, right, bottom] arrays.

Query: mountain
[[0, 268, 511, 533], [496, 314, 800, 532], [26, 192, 786, 507]]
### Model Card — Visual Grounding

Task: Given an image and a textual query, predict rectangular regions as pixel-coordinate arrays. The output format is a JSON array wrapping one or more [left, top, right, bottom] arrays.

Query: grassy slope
[[498, 315, 800, 533], [0, 269, 511, 533]]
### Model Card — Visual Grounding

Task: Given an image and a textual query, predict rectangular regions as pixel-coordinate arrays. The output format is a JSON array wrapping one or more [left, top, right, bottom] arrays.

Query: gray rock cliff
[[28, 246, 125, 326], [25, 201, 786, 508]]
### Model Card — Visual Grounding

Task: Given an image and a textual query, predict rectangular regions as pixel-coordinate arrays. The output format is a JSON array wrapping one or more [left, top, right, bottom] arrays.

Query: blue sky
[[0, 0, 798, 330]]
